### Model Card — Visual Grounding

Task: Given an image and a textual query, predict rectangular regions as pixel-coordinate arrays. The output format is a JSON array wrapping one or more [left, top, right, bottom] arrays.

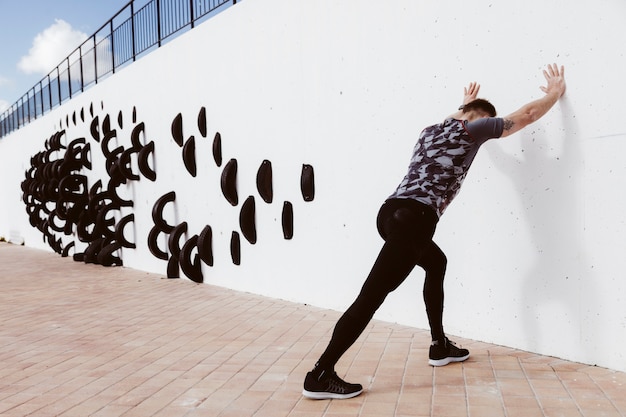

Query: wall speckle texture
[[1, 0, 625, 372]]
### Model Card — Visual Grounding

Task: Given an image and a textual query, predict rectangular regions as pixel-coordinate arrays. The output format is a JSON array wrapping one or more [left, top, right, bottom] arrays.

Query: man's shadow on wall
[[486, 98, 594, 356]]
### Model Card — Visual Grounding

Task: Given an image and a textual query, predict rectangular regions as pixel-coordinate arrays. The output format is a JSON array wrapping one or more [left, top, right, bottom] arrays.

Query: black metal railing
[[0, 0, 237, 139]]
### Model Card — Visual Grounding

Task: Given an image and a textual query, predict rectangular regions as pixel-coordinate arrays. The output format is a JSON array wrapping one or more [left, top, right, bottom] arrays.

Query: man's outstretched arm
[[500, 64, 566, 138]]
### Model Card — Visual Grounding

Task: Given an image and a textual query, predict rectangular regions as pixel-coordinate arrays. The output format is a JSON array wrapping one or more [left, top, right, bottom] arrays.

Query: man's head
[[462, 98, 497, 118]]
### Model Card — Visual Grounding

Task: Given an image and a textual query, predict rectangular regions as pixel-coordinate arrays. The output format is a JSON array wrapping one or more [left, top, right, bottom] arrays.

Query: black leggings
[[316, 198, 447, 371]]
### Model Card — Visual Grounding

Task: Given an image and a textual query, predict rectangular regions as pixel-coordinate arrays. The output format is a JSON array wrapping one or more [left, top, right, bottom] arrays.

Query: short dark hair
[[462, 98, 497, 117]]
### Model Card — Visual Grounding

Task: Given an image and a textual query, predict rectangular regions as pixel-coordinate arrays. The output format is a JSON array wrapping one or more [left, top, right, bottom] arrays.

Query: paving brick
[[1, 242, 625, 417]]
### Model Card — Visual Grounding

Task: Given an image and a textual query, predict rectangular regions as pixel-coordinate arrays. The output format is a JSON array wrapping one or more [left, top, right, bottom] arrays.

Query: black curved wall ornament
[[171, 113, 184, 147], [107, 179, 133, 208], [84, 237, 105, 264], [66, 137, 86, 157], [167, 256, 180, 278], [115, 213, 136, 249], [212, 132, 222, 167], [106, 160, 127, 187], [239, 196, 257, 244], [48, 131, 64, 151], [220, 158, 238, 206], [90, 116, 101, 142], [256, 159, 273, 204], [88, 179, 103, 200], [152, 191, 176, 233], [98, 241, 123, 267], [130, 122, 145, 149], [198, 107, 207, 138], [230, 231, 241, 265], [138, 141, 156, 181], [102, 114, 113, 137], [197, 225, 213, 266], [119, 147, 140, 181], [62, 241, 75, 258], [95, 203, 118, 239], [168, 221, 188, 259], [58, 174, 87, 202], [48, 211, 65, 233], [80, 143, 92, 170], [180, 235, 203, 283], [77, 211, 99, 243], [148, 225, 169, 260], [101, 131, 120, 160], [183, 136, 197, 177], [282, 201, 294, 240], [301, 164, 315, 202]]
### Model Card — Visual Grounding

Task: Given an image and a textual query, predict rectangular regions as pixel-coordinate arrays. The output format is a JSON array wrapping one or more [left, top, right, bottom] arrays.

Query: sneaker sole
[[428, 353, 470, 367], [302, 388, 363, 400]]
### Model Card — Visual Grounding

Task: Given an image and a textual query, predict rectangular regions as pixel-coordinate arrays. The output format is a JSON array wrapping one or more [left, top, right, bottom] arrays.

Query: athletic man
[[302, 64, 567, 400]]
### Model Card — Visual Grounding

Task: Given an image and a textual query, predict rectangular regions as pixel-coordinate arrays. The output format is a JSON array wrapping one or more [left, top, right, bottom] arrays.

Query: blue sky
[[0, 0, 130, 112]]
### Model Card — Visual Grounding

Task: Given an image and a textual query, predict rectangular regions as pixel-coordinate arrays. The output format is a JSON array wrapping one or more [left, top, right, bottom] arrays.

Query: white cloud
[[0, 77, 10, 112], [18, 19, 88, 75]]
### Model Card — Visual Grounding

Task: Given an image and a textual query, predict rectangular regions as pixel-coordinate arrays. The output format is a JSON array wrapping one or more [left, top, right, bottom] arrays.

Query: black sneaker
[[302, 370, 363, 399], [428, 337, 470, 366]]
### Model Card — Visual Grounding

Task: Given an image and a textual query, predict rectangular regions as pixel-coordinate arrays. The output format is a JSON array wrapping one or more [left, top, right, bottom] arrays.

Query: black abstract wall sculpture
[[301, 164, 315, 202], [138, 141, 156, 181], [212, 132, 223, 167], [180, 234, 202, 283], [220, 158, 238, 206], [171, 113, 184, 147], [239, 196, 257, 245], [282, 201, 294, 240], [197, 225, 213, 267], [182, 136, 197, 177], [198, 107, 207, 138], [21, 103, 316, 283], [256, 160, 273, 204], [20, 116, 140, 266], [230, 231, 241, 265]]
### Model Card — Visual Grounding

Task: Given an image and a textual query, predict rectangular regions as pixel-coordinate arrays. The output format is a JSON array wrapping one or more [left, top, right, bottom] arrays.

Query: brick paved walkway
[[0, 242, 624, 416]]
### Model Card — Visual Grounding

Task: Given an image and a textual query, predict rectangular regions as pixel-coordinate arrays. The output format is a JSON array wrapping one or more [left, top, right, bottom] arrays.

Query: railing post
[[47, 74, 52, 111], [110, 19, 116, 74], [67, 58, 72, 100], [79, 45, 85, 93], [56, 67, 61, 107], [39, 81, 44, 116], [93, 35, 98, 84], [157, 0, 162, 47], [131, 1, 137, 62], [190, 0, 195, 28], [27, 92, 31, 123]]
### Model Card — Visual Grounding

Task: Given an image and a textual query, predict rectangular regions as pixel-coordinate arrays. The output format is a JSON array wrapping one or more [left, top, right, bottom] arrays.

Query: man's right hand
[[500, 64, 567, 138]]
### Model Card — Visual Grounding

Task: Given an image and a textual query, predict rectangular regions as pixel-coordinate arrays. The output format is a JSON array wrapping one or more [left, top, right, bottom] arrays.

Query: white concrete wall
[[1, 0, 625, 372]]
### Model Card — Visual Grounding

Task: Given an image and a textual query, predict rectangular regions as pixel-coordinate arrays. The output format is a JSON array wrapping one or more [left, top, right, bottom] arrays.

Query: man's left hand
[[463, 82, 480, 104]]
